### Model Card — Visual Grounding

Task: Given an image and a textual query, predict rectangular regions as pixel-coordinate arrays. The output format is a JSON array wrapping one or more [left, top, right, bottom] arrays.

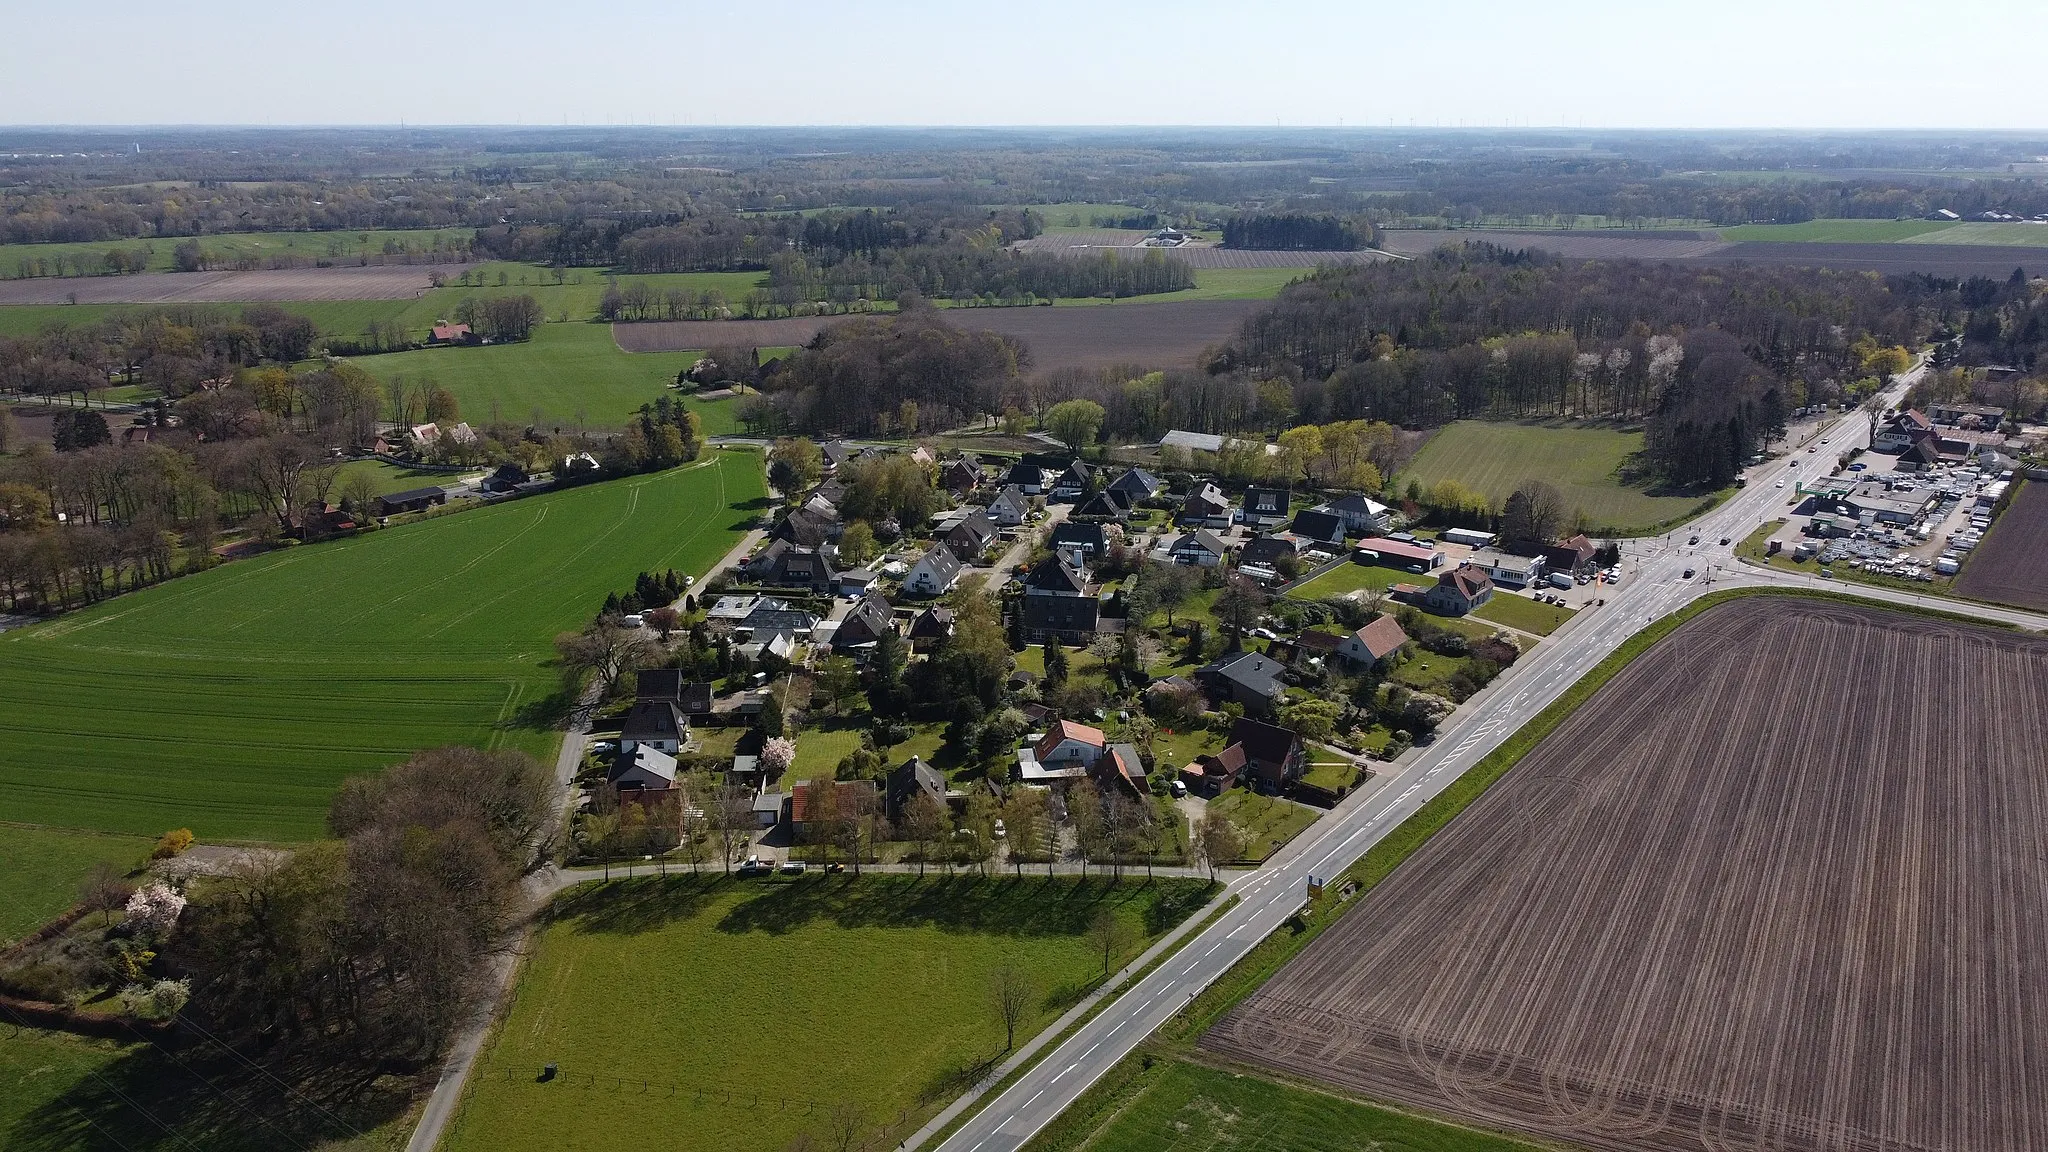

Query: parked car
[[779, 861, 805, 875], [992, 819, 1007, 839]]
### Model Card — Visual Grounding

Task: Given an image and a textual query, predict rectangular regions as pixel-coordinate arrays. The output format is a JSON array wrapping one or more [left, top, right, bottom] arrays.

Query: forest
[[1222, 213, 1371, 250]]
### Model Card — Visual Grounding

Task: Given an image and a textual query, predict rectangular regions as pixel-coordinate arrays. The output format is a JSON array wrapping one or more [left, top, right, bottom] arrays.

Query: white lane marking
[[1052, 1062, 1076, 1082], [1182, 961, 1200, 974]]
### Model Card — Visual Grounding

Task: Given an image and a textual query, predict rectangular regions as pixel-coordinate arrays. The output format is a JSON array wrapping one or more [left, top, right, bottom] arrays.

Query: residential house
[[1356, 536, 1443, 572], [1091, 743, 1147, 798], [1015, 719, 1108, 784], [1050, 521, 1110, 564], [1543, 533, 1599, 578], [705, 594, 762, 631], [1178, 743, 1245, 798], [1874, 409, 1936, 453], [1324, 493, 1392, 536], [910, 446, 937, 468], [635, 668, 695, 706], [908, 606, 955, 650], [1290, 508, 1347, 548], [428, 321, 473, 345], [1335, 615, 1409, 669], [944, 509, 998, 561], [1072, 490, 1130, 522], [987, 486, 1032, 528], [738, 630, 796, 663], [608, 744, 679, 793], [1050, 461, 1095, 501], [1180, 481, 1232, 528], [747, 540, 837, 593], [1273, 629, 1345, 668], [768, 506, 836, 548], [1228, 717, 1307, 794], [1005, 461, 1052, 495], [819, 440, 854, 472], [1170, 529, 1228, 567], [480, 463, 530, 494], [1019, 556, 1101, 643], [1467, 549, 1542, 589], [1424, 565, 1494, 615], [837, 568, 880, 598], [408, 422, 440, 445], [1107, 467, 1164, 500], [832, 593, 896, 653], [736, 598, 819, 640], [942, 457, 983, 495], [885, 757, 946, 820], [620, 699, 687, 756], [375, 486, 447, 517], [1197, 651, 1287, 713], [903, 545, 964, 596], [1239, 486, 1291, 530], [1238, 535, 1297, 581]]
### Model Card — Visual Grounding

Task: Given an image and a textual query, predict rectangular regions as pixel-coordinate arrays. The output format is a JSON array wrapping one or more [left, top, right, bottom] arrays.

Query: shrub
[[152, 828, 194, 859], [123, 883, 187, 936]]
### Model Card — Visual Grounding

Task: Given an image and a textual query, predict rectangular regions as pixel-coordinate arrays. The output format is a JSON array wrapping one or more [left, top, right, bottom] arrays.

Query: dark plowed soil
[[1205, 597, 2048, 1152], [1953, 481, 2048, 612]]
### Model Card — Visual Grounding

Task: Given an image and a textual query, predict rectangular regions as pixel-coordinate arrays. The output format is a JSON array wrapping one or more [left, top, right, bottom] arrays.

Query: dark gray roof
[[621, 699, 686, 742], [1174, 529, 1227, 556], [909, 606, 956, 637], [1108, 468, 1161, 496], [1202, 651, 1285, 699], [1242, 487, 1290, 517], [834, 593, 896, 648], [886, 756, 945, 815], [1291, 508, 1345, 542], [1239, 536, 1297, 566], [381, 486, 446, 505], [636, 668, 686, 702], [1051, 521, 1109, 554], [1023, 556, 1088, 595]]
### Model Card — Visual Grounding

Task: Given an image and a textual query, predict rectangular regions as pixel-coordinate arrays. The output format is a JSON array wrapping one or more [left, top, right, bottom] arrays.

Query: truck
[[1546, 572, 1574, 590]]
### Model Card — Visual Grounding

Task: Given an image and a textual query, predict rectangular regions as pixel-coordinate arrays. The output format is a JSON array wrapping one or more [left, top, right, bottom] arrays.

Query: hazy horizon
[[3, 0, 2041, 132]]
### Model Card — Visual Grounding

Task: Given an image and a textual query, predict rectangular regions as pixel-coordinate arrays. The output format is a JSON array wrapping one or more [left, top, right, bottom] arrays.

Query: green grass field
[[1396, 420, 1717, 534], [1206, 791, 1318, 863], [0, 228, 476, 278], [0, 450, 765, 843], [1286, 560, 1409, 601], [1047, 1056, 1537, 1152], [1716, 219, 1958, 243], [1470, 592, 1574, 636], [443, 874, 1213, 1152], [347, 321, 704, 429], [1896, 221, 2048, 246], [332, 459, 482, 497], [0, 825, 154, 946]]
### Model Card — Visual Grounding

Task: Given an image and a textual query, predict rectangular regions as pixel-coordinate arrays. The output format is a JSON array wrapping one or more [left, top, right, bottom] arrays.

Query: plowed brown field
[[1205, 597, 2048, 1152], [1954, 481, 2048, 612]]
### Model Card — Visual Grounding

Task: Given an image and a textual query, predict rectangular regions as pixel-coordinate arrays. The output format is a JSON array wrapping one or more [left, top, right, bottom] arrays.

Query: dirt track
[[0, 263, 470, 305], [613, 299, 1262, 372], [1204, 597, 2048, 1152], [1953, 481, 2048, 611]]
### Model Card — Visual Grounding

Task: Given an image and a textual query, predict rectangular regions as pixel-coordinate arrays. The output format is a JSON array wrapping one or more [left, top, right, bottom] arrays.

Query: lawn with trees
[[1396, 421, 1714, 534], [441, 874, 1215, 1152], [0, 450, 765, 843]]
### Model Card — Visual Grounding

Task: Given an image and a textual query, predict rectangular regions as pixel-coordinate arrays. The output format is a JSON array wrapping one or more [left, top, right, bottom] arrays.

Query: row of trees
[[1221, 213, 1371, 251], [760, 247, 1194, 307], [0, 304, 320, 402]]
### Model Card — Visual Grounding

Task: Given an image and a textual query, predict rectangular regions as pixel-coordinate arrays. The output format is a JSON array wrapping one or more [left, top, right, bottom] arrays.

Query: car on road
[[1719, 537, 1730, 546], [1688, 535, 1700, 545], [1808, 446, 1818, 453], [1683, 567, 1696, 579], [1776, 480, 1786, 487], [1849, 463, 1867, 471]]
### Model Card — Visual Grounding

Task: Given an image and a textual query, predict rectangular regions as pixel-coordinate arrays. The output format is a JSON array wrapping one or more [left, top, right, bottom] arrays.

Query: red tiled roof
[[1351, 614, 1409, 660], [1034, 718, 1107, 760]]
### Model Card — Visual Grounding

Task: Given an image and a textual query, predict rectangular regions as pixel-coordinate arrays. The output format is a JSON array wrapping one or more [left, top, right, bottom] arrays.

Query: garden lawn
[[1470, 592, 1575, 636], [0, 825, 154, 946], [1049, 1055, 1541, 1152], [345, 321, 703, 429], [332, 458, 483, 497], [1287, 560, 1408, 601], [788, 717, 869, 777], [1390, 650, 1477, 696], [441, 873, 1214, 1152], [1396, 420, 1719, 534], [1208, 790, 1318, 863], [0, 450, 765, 842], [1150, 725, 1226, 771], [1299, 755, 1359, 794]]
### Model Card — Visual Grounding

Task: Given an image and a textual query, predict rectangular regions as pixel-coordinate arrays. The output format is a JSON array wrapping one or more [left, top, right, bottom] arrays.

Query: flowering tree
[[124, 883, 187, 936], [760, 736, 797, 778]]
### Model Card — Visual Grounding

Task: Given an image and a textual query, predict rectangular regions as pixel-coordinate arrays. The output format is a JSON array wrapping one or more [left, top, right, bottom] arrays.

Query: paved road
[[921, 366, 2048, 1152]]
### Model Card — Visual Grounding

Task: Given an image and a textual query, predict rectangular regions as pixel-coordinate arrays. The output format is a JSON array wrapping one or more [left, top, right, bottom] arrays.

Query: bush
[[152, 828, 194, 859]]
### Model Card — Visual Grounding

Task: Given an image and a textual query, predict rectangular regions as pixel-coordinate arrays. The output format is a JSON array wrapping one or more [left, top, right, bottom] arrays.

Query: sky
[[2, 0, 2042, 131]]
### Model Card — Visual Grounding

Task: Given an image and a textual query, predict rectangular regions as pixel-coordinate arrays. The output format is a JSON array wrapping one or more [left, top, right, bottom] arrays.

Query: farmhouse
[[1356, 536, 1442, 572], [376, 486, 447, 517], [1336, 615, 1409, 669], [620, 699, 687, 756], [428, 321, 473, 345], [480, 462, 531, 494], [902, 545, 964, 596]]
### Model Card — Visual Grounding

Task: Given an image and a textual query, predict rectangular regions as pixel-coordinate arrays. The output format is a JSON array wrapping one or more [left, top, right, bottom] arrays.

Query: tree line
[[751, 310, 1024, 435], [1222, 213, 1371, 251]]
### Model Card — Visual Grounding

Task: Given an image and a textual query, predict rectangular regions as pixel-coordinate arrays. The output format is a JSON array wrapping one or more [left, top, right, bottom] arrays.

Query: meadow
[[0, 227, 475, 279], [1716, 219, 1958, 243], [0, 450, 766, 843], [1395, 420, 1716, 533], [0, 825, 155, 945], [442, 873, 1214, 1152]]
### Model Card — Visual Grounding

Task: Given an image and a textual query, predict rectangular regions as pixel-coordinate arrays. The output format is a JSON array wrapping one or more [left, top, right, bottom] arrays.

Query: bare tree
[[902, 791, 948, 876], [991, 965, 1033, 1051], [1000, 789, 1047, 878], [1085, 908, 1135, 980], [1194, 808, 1247, 882], [677, 774, 710, 873], [713, 783, 756, 875], [78, 860, 132, 926], [554, 618, 654, 699]]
